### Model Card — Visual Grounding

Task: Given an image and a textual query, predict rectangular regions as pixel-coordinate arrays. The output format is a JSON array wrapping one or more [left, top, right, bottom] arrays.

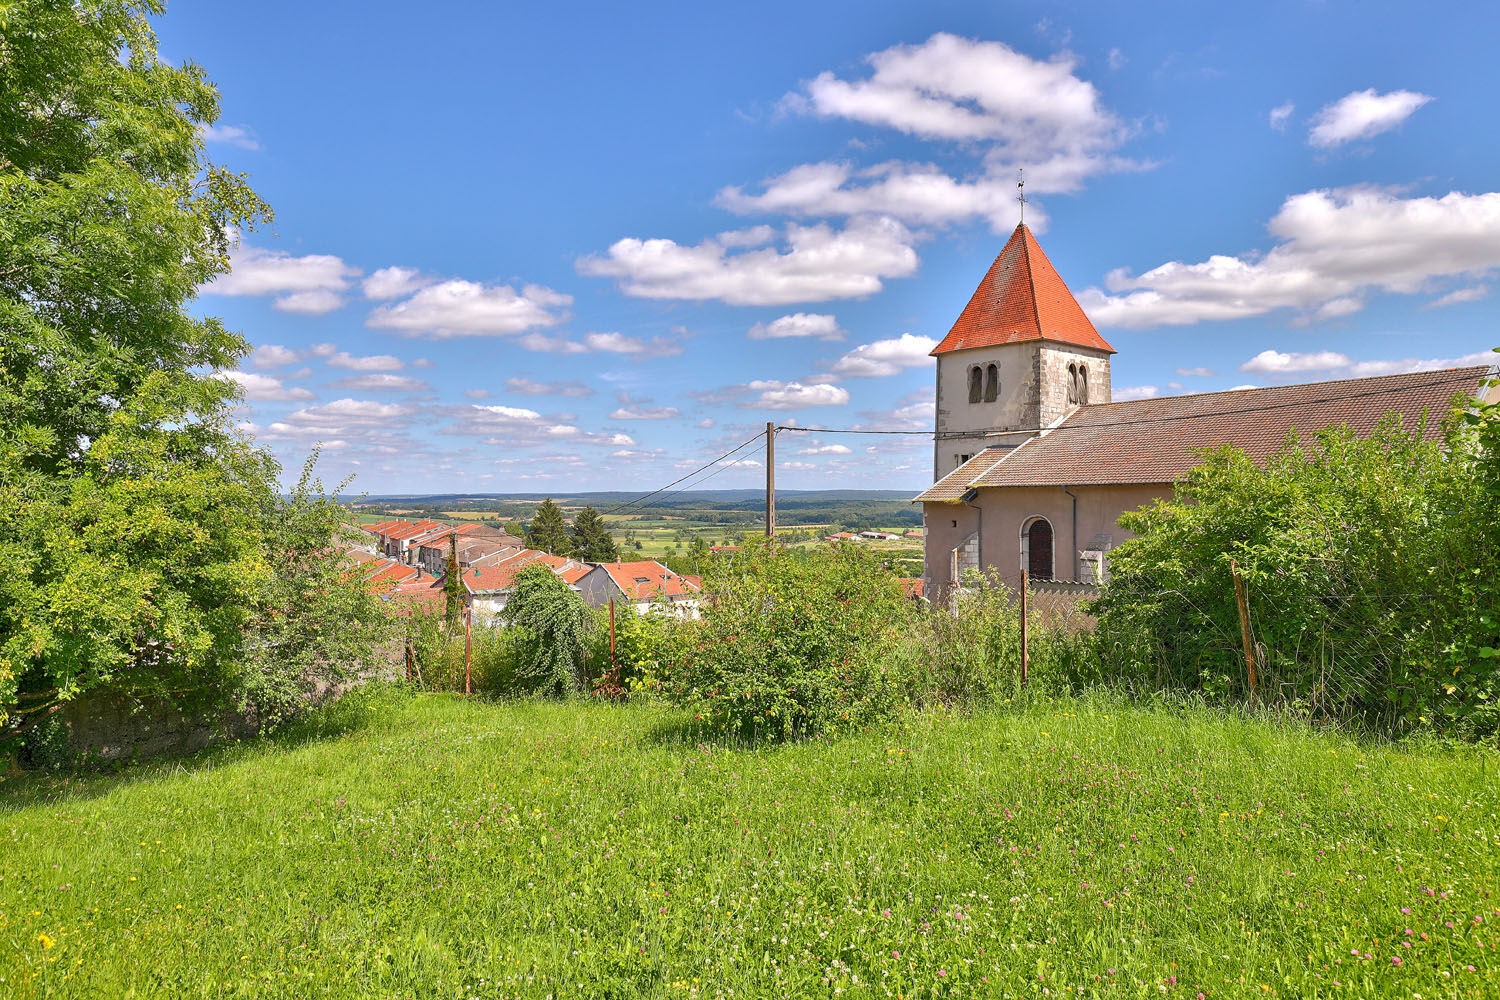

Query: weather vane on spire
[[1017, 168, 1027, 226]]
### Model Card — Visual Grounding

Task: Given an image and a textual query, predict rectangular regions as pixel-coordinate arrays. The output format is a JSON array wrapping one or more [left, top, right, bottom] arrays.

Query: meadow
[[2, 689, 1496, 998]]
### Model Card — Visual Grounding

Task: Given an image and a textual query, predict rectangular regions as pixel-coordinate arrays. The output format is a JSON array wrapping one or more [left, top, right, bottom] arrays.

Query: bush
[[668, 539, 913, 739], [1092, 403, 1500, 736]]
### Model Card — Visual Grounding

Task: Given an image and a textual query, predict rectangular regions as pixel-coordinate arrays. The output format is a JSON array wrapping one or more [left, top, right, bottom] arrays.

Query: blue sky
[[167, 1, 1500, 495]]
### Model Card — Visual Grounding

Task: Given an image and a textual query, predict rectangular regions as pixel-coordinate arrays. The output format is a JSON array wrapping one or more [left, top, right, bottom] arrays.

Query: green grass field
[[2, 690, 1496, 997]]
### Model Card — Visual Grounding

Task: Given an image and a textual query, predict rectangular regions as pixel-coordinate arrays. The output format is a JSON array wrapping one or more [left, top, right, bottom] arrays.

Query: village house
[[461, 550, 592, 624], [414, 530, 525, 577], [575, 560, 703, 618], [917, 222, 1499, 598]]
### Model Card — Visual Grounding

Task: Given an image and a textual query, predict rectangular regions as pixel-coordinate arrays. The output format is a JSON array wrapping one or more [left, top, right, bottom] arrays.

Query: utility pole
[[765, 421, 776, 538]]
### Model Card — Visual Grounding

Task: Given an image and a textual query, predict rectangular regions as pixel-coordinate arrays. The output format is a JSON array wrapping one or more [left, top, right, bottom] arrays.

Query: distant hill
[[345, 489, 916, 506]]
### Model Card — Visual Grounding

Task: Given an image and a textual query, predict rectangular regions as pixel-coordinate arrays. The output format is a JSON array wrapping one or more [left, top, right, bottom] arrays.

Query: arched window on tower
[[1078, 365, 1089, 405], [968, 365, 983, 404], [983, 364, 999, 402], [1066, 363, 1079, 405]]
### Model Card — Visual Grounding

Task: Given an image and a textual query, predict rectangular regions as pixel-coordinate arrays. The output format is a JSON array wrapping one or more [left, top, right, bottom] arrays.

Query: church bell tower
[[929, 223, 1116, 480]]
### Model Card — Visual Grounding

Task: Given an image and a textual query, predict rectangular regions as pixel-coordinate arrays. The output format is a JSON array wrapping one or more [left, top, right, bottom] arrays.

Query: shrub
[[1093, 403, 1500, 735], [669, 539, 913, 739]]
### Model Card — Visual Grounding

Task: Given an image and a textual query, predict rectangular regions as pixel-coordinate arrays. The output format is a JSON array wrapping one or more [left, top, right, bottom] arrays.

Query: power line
[[773, 371, 1485, 440], [639, 440, 768, 507], [600, 431, 764, 516]]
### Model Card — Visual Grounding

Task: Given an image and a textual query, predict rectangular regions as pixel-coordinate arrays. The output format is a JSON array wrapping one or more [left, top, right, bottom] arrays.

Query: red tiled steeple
[[930, 223, 1115, 356]]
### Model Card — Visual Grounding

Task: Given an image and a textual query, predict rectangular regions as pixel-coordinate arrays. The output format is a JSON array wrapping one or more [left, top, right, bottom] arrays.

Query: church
[[916, 223, 1497, 597]]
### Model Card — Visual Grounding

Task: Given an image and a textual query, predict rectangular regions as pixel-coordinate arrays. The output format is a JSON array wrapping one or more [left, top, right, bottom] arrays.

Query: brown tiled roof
[[918, 367, 1492, 498], [366, 559, 421, 585], [931, 223, 1115, 357], [914, 447, 1016, 502]]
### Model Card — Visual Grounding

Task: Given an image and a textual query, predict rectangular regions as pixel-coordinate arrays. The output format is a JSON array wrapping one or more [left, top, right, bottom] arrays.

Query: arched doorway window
[[1022, 516, 1054, 581], [983, 364, 999, 402], [968, 365, 983, 404]]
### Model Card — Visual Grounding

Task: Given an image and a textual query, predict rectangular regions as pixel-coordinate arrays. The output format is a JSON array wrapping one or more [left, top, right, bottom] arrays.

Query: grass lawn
[[2, 690, 1496, 997]]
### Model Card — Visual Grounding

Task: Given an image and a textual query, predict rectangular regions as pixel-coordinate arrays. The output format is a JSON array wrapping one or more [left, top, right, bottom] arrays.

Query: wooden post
[[464, 604, 473, 696], [1230, 559, 1257, 702], [609, 597, 617, 674], [1019, 568, 1029, 689], [765, 421, 776, 538]]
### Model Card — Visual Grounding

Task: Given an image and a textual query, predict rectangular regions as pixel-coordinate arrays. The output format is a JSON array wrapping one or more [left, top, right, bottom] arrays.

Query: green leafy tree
[[569, 506, 619, 562], [0, 2, 382, 740], [525, 498, 571, 555], [500, 565, 592, 694]]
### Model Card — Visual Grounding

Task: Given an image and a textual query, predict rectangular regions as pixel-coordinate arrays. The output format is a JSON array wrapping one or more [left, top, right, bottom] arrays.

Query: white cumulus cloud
[[217, 371, 315, 402], [1308, 88, 1432, 148], [578, 217, 919, 306], [325, 351, 405, 371], [362, 266, 433, 300], [1080, 187, 1500, 328], [330, 374, 432, 392], [742, 380, 851, 410], [367, 280, 572, 337], [830, 333, 938, 377], [203, 244, 360, 314], [609, 405, 681, 420], [748, 312, 845, 341]]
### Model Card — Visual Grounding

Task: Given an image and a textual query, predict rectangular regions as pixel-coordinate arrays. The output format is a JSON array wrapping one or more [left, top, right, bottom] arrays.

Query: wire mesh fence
[[1090, 559, 1464, 733]]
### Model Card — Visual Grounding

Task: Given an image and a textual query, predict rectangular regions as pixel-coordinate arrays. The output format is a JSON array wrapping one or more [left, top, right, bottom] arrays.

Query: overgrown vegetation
[[1095, 383, 1500, 737]]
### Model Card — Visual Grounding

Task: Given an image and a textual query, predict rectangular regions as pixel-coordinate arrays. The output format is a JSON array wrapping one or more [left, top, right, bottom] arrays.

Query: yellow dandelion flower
[[36, 933, 56, 950]]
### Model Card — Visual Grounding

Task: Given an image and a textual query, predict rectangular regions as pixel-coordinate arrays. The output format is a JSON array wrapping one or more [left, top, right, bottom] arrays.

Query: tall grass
[[1, 688, 1494, 997]]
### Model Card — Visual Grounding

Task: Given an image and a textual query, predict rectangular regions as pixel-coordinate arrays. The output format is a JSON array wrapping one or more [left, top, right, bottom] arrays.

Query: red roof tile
[[385, 578, 448, 616], [461, 550, 589, 593], [931, 223, 1114, 357], [597, 561, 701, 601], [366, 559, 421, 585], [917, 366, 1494, 498]]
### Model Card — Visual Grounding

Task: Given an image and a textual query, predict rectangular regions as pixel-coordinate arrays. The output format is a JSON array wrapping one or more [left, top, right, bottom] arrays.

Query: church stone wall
[[923, 482, 1167, 597]]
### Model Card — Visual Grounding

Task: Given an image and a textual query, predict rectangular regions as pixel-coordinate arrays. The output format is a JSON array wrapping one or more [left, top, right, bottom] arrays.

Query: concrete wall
[[923, 482, 1169, 596]]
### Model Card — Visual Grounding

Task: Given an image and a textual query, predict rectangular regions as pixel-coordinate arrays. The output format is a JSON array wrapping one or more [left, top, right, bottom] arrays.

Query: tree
[[569, 506, 619, 562], [443, 532, 466, 624], [526, 498, 571, 555], [500, 565, 592, 695], [0, 2, 383, 739]]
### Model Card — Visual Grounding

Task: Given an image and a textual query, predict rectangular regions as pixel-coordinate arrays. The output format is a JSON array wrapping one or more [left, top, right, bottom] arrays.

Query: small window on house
[[1066, 363, 1078, 405], [968, 365, 983, 404], [958, 453, 973, 465], [983, 364, 999, 402]]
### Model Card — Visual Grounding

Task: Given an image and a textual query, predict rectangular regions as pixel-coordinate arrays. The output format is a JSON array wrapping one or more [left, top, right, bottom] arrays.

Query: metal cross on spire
[[1017, 168, 1027, 225]]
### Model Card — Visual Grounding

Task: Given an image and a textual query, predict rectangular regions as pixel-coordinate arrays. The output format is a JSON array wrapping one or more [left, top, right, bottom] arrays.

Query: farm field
[[2, 690, 1496, 997]]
